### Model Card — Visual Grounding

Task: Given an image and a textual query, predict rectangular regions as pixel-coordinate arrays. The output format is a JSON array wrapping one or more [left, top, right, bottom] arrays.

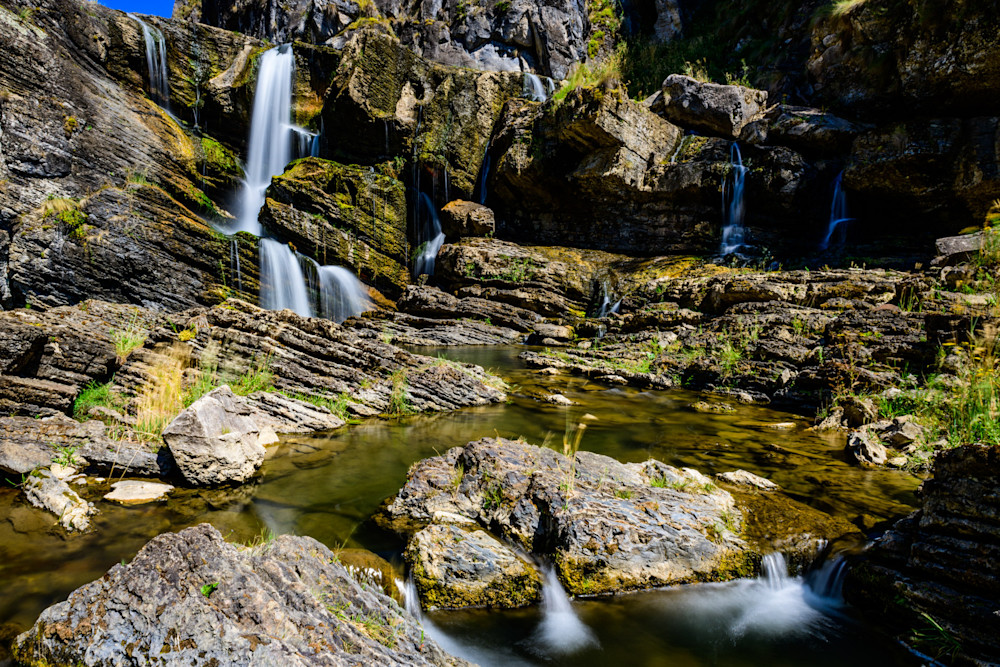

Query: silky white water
[[259, 238, 313, 316], [523, 73, 554, 103], [234, 46, 295, 236], [720, 142, 748, 255], [414, 193, 446, 276], [129, 15, 170, 111], [820, 171, 852, 251], [317, 265, 370, 323], [533, 567, 597, 654]]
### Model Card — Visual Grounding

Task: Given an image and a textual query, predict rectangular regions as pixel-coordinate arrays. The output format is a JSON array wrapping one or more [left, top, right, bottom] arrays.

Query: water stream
[[129, 14, 171, 111], [0, 347, 921, 664], [523, 73, 555, 103], [414, 192, 446, 276], [820, 171, 852, 252], [720, 143, 748, 256]]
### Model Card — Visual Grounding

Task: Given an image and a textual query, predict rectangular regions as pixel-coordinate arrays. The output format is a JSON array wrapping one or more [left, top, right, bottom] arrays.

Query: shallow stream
[[0, 347, 921, 664]]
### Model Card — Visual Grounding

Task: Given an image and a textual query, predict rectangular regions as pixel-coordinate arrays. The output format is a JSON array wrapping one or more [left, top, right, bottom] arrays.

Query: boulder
[[750, 105, 860, 154], [23, 468, 96, 532], [844, 444, 1000, 664], [840, 395, 877, 427], [407, 524, 542, 609], [382, 438, 855, 600], [716, 470, 779, 491], [439, 200, 495, 238], [162, 386, 274, 486], [933, 232, 984, 266], [660, 75, 768, 139], [14, 523, 469, 666]]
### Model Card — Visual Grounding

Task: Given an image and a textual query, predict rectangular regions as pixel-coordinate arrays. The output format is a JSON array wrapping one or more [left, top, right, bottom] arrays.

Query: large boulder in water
[[380, 437, 855, 601], [162, 385, 276, 486], [13, 523, 470, 666]]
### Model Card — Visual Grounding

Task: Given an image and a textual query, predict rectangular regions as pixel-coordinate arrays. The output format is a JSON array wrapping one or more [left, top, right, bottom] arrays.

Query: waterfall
[[230, 238, 243, 294], [234, 45, 295, 236], [475, 147, 492, 205], [594, 279, 621, 318], [317, 266, 370, 323], [292, 126, 319, 159], [720, 142, 748, 256], [523, 73, 553, 103], [819, 171, 852, 251], [414, 193, 446, 276], [533, 567, 597, 654], [259, 238, 313, 317], [129, 15, 170, 111]]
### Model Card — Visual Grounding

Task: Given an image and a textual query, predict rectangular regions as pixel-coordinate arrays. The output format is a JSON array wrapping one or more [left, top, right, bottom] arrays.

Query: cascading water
[[129, 15, 170, 110], [594, 279, 621, 318], [259, 238, 313, 317], [230, 238, 243, 294], [523, 73, 554, 103], [533, 567, 597, 654], [414, 193, 446, 276], [819, 171, 852, 251], [234, 45, 295, 236], [317, 266, 370, 323], [720, 142, 748, 256]]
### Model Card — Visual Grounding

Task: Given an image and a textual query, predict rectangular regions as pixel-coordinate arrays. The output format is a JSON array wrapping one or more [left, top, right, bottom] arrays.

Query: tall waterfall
[[129, 15, 170, 110], [414, 193, 446, 276], [523, 73, 554, 103], [819, 171, 852, 251], [235, 46, 295, 236], [720, 142, 748, 255]]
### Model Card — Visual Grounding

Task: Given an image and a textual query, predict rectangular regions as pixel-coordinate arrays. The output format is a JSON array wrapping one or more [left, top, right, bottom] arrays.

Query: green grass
[[110, 313, 148, 363], [283, 390, 351, 421], [552, 47, 625, 105], [74, 380, 127, 420], [387, 369, 412, 415]]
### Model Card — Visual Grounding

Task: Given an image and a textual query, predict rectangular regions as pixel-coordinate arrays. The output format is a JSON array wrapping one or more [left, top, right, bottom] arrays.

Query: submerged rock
[[381, 437, 853, 603], [23, 468, 96, 532], [844, 444, 1000, 664], [162, 386, 276, 486], [13, 524, 469, 666]]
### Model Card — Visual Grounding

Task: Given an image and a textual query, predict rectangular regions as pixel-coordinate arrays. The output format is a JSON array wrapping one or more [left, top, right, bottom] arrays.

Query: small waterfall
[[230, 238, 243, 294], [414, 193, 446, 276], [594, 279, 621, 318], [720, 142, 748, 256], [534, 567, 597, 654], [819, 171, 852, 251], [523, 73, 553, 103], [475, 148, 492, 205], [317, 266, 370, 323], [292, 126, 319, 159], [234, 45, 295, 236], [130, 15, 170, 111], [259, 238, 313, 317]]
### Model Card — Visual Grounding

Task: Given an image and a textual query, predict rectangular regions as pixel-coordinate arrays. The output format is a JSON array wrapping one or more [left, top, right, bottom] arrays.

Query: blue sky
[[99, 1, 174, 17]]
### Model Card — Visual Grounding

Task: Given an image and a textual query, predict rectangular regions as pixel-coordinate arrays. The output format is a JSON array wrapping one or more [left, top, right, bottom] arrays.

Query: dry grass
[[133, 346, 186, 441]]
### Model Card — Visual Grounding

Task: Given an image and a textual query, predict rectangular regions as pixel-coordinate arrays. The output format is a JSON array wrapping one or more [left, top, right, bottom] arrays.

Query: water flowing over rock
[[129, 14, 171, 111], [844, 444, 1000, 664], [13, 523, 472, 666], [381, 437, 855, 603]]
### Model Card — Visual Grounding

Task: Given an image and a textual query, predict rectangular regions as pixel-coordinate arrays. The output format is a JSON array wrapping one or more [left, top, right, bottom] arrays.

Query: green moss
[[200, 136, 242, 177]]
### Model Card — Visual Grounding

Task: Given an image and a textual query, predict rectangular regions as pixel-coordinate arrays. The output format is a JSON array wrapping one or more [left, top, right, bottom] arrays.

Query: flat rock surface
[[14, 524, 470, 667], [103, 480, 174, 504]]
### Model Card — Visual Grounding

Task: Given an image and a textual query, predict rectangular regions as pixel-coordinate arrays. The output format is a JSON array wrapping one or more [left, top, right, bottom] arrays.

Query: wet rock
[[23, 468, 96, 532], [845, 429, 888, 467], [544, 394, 574, 406], [396, 284, 541, 332], [660, 75, 768, 139], [162, 386, 275, 486], [844, 444, 1000, 664], [440, 200, 495, 239], [691, 401, 736, 414], [408, 524, 542, 609], [103, 480, 175, 504], [13, 523, 469, 666], [717, 470, 779, 491], [382, 438, 853, 600]]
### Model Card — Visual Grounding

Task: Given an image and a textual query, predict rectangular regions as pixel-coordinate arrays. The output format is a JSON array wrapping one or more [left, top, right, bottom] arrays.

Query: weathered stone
[[14, 523, 469, 666], [161, 386, 272, 486], [382, 438, 853, 600], [408, 524, 542, 609], [716, 470, 779, 491], [840, 395, 877, 427], [753, 105, 861, 154], [103, 480, 175, 504], [439, 200, 495, 239], [933, 232, 984, 266], [396, 284, 541, 332], [845, 429, 888, 467], [243, 391, 346, 433], [660, 75, 768, 139], [23, 468, 96, 532], [844, 444, 1000, 664]]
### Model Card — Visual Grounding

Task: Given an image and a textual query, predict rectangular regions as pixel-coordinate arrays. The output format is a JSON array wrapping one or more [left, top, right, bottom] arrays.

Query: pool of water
[[0, 346, 922, 664]]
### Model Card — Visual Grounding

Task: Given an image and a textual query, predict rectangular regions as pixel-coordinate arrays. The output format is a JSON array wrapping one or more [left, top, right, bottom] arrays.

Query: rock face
[[660, 75, 768, 139], [161, 386, 276, 486], [14, 523, 470, 666], [381, 437, 852, 601], [844, 444, 1000, 664], [407, 524, 542, 609]]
